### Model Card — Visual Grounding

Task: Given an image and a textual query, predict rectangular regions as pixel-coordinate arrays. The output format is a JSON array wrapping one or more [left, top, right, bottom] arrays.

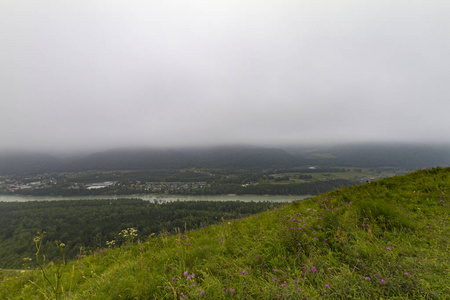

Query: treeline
[[61, 169, 216, 184], [175, 179, 356, 195], [8, 178, 357, 197], [0, 199, 283, 269], [7, 185, 142, 196], [59, 168, 270, 185]]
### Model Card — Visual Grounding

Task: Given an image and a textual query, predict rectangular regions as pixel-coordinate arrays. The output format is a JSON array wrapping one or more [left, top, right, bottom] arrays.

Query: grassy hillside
[[0, 200, 284, 269], [1, 167, 448, 299]]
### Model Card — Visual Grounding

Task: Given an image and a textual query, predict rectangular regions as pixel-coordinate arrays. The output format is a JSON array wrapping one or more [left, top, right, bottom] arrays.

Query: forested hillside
[[1, 144, 450, 175]]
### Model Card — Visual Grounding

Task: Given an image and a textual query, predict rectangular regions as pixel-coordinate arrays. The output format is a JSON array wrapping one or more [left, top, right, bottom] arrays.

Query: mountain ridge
[[1, 143, 450, 175], [0, 146, 298, 175]]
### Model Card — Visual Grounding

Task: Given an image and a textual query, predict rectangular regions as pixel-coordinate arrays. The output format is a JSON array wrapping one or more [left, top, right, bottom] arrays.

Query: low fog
[[1, 1, 450, 153]]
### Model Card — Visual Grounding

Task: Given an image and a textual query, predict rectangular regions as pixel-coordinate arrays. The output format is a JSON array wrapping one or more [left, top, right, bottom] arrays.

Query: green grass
[[1, 167, 449, 299], [268, 167, 404, 184]]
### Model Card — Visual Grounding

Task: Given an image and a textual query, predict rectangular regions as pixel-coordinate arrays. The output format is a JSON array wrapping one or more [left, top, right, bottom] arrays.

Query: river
[[0, 194, 312, 203]]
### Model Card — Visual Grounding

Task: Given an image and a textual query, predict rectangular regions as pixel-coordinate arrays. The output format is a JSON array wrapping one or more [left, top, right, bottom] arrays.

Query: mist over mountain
[[59, 146, 298, 171], [2, 1, 450, 153], [1, 143, 449, 175], [285, 143, 450, 169], [0, 151, 62, 175], [0, 146, 297, 175]]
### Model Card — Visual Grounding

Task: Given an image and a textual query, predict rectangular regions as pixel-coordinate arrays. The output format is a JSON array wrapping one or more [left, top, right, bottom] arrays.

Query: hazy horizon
[[2, 1, 450, 153], [2, 141, 450, 159]]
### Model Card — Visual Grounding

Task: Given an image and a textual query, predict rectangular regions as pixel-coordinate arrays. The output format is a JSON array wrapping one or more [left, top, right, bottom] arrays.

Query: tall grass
[[1, 167, 448, 299]]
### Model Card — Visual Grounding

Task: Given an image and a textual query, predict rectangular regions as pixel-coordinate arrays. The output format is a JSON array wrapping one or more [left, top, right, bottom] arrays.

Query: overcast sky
[[1, 0, 450, 152]]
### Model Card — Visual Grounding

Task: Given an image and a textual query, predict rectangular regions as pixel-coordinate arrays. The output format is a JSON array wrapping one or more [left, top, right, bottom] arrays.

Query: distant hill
[[1, 144, 449, 175], [0, 146, 298, 174], [60, 146, 299, 171], [286, 143, 450, 169], [0, 151, 61, 175]]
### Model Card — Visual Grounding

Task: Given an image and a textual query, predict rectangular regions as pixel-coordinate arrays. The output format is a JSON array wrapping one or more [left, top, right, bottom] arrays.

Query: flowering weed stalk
[[30, 231, 66, 300]]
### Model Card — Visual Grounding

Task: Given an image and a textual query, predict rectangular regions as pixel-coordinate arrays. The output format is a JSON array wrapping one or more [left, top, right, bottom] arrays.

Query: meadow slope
[[1, 167, 449, 299]]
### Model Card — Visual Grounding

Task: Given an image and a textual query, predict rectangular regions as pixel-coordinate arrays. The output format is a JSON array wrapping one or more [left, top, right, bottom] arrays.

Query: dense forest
[[0, 199, 284, 269], [180, 179, 355, 195]]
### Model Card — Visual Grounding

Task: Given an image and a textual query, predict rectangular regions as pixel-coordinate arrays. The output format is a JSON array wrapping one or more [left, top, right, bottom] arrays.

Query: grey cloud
[[1, 0, 450, 152]]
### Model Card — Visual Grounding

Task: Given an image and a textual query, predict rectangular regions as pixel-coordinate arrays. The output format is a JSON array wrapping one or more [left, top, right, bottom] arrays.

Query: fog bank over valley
[[1, 1, 450, 153]]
